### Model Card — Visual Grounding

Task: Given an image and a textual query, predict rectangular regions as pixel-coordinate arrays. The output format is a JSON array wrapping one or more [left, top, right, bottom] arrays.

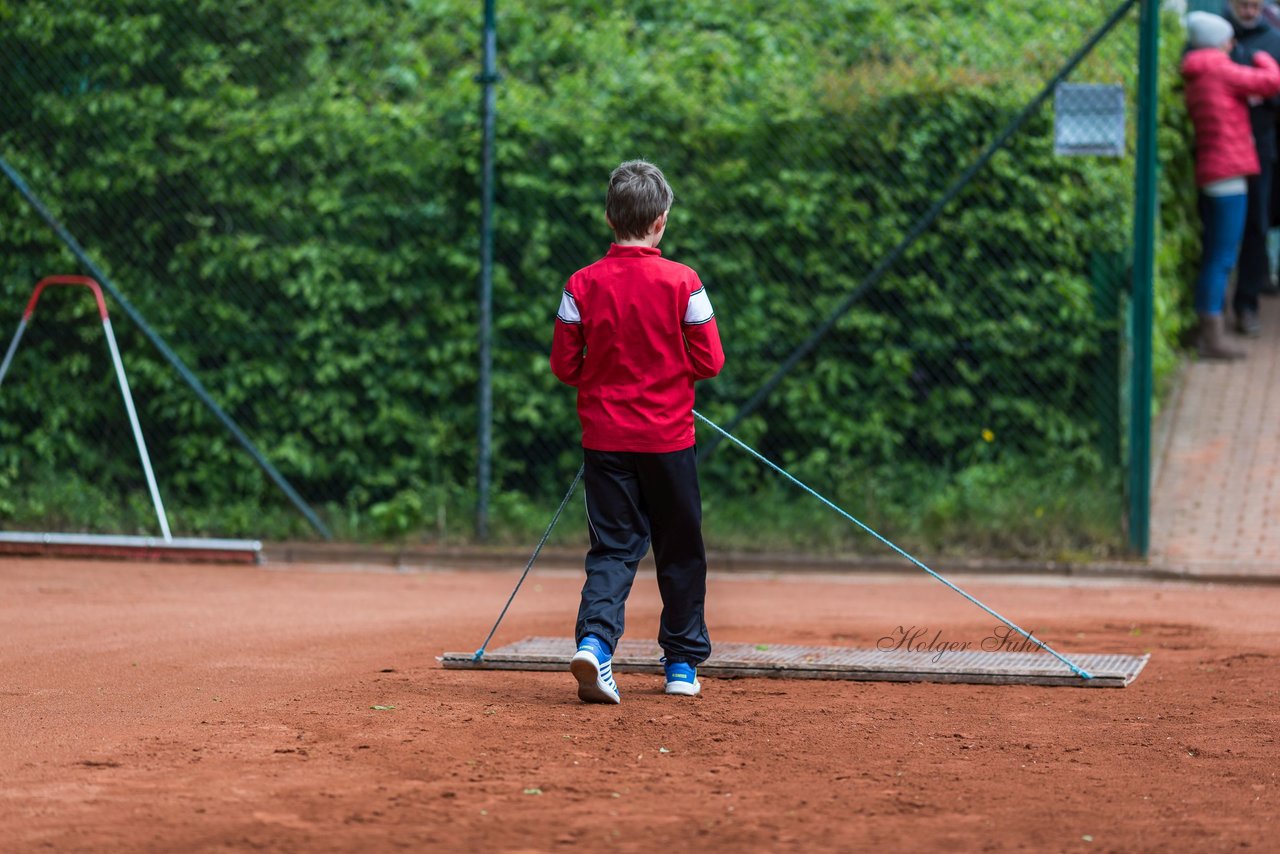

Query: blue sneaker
[[663, 659, 701, 696], [571, 634, 620, 704]]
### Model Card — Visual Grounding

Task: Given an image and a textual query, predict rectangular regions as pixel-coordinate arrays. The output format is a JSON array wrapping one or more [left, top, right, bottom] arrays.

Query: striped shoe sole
[[571, 650, 620, 704]]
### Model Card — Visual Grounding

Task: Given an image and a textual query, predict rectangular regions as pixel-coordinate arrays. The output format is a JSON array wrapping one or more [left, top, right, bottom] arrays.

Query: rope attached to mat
[[471, 414, 1091, 680], [693, 410, 1093, 680], [472, 464, 584, 662]]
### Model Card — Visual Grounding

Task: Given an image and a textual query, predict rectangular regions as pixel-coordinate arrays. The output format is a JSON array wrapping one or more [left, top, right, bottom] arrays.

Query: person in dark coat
[[1224, 0, 1280, 334]]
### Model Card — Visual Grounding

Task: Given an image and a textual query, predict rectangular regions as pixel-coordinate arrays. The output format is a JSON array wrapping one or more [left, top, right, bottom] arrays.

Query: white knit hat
[[1186, 11, 1234, 49]]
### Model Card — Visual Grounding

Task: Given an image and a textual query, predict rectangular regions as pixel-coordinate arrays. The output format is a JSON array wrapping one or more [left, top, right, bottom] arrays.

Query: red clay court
[[2, 556, 1276, 851]]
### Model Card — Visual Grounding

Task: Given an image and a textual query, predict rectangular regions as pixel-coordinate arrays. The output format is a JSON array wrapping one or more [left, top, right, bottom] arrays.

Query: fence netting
[[0, 0, 1156, 557]]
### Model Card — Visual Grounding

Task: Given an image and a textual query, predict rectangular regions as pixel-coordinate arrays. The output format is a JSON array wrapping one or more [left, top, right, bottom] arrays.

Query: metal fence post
[[1128, 0, 1159, 556], [476, 0, 499, 541]]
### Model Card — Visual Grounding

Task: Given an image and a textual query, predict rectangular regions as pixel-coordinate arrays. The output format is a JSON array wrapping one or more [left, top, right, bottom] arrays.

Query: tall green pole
[[477, 0, 498, 541], [1129, 0, 1159, 555]]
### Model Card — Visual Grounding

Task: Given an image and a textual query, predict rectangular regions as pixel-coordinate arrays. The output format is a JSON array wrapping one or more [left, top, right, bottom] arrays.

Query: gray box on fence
[[1054, 83, 1126, 157]]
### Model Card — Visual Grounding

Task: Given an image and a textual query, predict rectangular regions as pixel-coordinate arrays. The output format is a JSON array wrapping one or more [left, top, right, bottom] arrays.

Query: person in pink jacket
[[1183, 11, 1280, 358]]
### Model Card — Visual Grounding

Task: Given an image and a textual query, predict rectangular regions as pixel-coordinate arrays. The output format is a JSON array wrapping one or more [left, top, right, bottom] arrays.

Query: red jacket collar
[[606, 244, 662, 258]]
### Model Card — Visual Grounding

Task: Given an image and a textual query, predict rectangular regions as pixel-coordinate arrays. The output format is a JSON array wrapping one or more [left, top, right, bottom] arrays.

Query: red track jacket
[[550, 244, 725, 453], [1182, 47, 1280, 187]]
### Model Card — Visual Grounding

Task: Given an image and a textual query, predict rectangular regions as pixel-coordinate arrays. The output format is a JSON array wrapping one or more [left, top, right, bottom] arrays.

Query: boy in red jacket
[[550, 159, 725, 704]]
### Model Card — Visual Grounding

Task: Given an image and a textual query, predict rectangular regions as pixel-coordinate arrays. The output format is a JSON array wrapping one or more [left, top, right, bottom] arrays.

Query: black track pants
[[575, 446, 711, 666]]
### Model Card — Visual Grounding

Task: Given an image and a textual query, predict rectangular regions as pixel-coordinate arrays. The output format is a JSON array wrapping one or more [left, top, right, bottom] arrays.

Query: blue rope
[[694, 410, 1092, 680], [473, 464, 584, 661]]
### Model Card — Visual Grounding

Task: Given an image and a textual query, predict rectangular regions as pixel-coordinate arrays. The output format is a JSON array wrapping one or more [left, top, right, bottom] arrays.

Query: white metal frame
[[0, 276, 259, 560]]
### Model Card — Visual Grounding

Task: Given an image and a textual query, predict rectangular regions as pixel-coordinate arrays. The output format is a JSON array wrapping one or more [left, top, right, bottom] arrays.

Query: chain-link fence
[[0, 0, 1183, 557]]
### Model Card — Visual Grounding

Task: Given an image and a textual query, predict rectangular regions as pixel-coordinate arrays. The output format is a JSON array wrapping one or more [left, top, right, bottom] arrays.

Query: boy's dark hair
[[606, 160, 674, 240]]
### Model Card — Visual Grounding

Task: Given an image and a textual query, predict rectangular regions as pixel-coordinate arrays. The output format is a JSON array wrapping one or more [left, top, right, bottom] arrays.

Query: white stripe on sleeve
[[557, 290, 581, 323], [684, 287, 714, 325]]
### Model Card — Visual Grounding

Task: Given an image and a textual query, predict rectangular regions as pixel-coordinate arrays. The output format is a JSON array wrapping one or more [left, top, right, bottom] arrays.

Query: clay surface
[[1, 558, 1276, 851]]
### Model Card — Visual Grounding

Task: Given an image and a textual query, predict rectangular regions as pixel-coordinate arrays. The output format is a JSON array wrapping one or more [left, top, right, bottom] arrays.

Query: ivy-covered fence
[[0, 1, 1193, 557]]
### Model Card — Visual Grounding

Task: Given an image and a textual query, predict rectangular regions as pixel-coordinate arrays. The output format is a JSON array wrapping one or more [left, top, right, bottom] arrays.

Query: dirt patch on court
[[1, 558, 1276, 851]]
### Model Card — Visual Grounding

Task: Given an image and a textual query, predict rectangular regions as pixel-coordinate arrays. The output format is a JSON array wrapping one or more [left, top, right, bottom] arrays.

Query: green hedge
[[0, 0, 1195, 554]]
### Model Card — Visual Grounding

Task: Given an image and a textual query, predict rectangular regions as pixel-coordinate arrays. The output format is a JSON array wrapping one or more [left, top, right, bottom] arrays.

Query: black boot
[[1236, 307, 1261, 337]]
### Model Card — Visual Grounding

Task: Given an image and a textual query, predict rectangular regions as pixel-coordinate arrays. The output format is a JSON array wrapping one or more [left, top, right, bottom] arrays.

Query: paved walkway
[[1150, 303, 1280, 578]]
